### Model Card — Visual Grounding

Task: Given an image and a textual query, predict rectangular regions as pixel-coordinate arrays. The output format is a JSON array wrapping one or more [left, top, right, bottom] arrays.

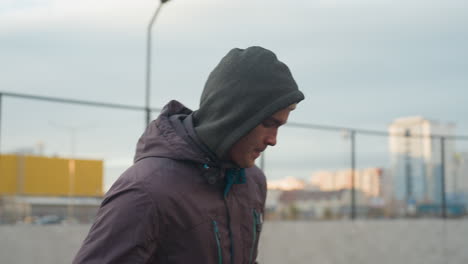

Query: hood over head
[[193, 46, 305, 159]]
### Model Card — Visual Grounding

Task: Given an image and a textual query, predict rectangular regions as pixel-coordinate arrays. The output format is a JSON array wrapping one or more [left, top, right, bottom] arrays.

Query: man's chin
[[236, 160, 255, 168], [246, 159, 257, 168]]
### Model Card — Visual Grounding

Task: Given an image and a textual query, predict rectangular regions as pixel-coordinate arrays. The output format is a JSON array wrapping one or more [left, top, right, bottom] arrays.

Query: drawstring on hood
[[193, 46, 305, 160]]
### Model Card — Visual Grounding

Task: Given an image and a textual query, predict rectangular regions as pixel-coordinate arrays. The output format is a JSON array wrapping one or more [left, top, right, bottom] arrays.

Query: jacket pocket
[[248, 209, 262, 264], [212, 220, 223, 264]]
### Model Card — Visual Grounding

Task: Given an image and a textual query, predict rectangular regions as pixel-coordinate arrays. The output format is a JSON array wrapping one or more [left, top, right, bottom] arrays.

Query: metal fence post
[[404, 129, 413, 216], [350, 130, 356, 220], [440, 136, 447, 219]]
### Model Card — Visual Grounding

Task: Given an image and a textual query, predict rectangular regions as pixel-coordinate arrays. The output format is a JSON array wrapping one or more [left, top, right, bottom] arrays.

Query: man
[[73, 46, 304, 264]]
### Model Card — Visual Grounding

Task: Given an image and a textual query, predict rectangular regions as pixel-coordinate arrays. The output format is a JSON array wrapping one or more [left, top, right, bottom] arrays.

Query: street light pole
[[145, 0, 171, 126]]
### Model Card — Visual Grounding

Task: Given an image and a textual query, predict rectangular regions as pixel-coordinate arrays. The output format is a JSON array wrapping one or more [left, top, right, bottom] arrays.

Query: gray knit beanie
[[193, 46, 305, 159]]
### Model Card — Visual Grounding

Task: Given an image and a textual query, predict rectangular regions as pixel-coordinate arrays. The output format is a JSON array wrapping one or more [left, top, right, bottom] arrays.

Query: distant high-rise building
[[388, 116, 456, 204]]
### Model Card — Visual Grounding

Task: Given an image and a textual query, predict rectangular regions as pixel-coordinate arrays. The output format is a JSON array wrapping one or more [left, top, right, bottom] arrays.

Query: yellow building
[[0, 154, 103, 224], [0, 154, 103, 197]]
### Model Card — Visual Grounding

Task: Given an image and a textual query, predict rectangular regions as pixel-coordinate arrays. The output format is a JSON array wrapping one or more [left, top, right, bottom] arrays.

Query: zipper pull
[[213, 220, 221, 240], [212, 220, 223, 264], [254, 210, 263, 232]]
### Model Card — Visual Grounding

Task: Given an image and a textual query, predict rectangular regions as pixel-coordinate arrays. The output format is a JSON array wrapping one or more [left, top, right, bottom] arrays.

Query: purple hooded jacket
[[73, 101, 267, 264]]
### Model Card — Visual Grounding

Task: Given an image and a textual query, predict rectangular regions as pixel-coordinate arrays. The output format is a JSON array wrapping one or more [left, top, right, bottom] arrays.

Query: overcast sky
[[1, 0, 467, 190]]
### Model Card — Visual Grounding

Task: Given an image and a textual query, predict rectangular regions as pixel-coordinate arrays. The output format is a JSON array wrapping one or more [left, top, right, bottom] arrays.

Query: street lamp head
[[161, 0, 171, 3]]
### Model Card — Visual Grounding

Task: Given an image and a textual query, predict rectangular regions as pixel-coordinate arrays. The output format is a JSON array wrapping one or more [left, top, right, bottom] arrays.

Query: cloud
[[2, 0, 466, 33], [1, 0, 149, 32]]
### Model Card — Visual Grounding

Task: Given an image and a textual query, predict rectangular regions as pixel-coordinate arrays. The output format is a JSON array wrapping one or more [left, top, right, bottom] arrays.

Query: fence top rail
[[2, 91, 468, 140], [0, 91, 162, 112], [287, 122, 468, 140]]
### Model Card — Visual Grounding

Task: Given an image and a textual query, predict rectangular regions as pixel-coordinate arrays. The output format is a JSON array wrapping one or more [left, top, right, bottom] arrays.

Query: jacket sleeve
[[250, 166, 267, 264], [72, 179, 159, 264]]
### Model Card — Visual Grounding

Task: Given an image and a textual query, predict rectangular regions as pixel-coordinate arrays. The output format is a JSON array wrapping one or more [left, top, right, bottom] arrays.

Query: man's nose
[[265, 132, 277, 146]]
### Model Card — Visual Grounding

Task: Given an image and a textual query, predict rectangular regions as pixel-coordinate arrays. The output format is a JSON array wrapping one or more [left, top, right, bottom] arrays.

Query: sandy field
[[0, 219, 467, 264]]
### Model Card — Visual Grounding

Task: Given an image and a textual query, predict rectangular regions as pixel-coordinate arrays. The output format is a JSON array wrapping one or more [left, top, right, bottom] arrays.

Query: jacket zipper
[[224, 196, 234, 264], [249, 209, 259, 264], [212, 220, 223, 264]]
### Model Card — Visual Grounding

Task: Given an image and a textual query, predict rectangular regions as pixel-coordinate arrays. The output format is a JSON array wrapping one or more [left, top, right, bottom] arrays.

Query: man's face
[[228, 106, 293, 168]]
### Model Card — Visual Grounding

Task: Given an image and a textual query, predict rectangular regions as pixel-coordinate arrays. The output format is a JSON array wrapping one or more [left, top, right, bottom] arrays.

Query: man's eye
[[262, 121, 276, 128]]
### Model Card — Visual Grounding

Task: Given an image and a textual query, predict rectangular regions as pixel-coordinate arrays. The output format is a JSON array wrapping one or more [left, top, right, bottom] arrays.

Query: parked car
[[33, 215, 63, 225]]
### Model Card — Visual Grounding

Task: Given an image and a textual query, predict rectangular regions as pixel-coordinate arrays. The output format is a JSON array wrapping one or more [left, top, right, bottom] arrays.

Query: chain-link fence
[[1, 91, 467, 224], [263, 120, 468, 220]]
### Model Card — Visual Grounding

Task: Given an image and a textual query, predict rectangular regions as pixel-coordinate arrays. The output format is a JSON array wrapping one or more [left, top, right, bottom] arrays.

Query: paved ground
[[1, 219, 467, 264], [258, 219, 468, 264]]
